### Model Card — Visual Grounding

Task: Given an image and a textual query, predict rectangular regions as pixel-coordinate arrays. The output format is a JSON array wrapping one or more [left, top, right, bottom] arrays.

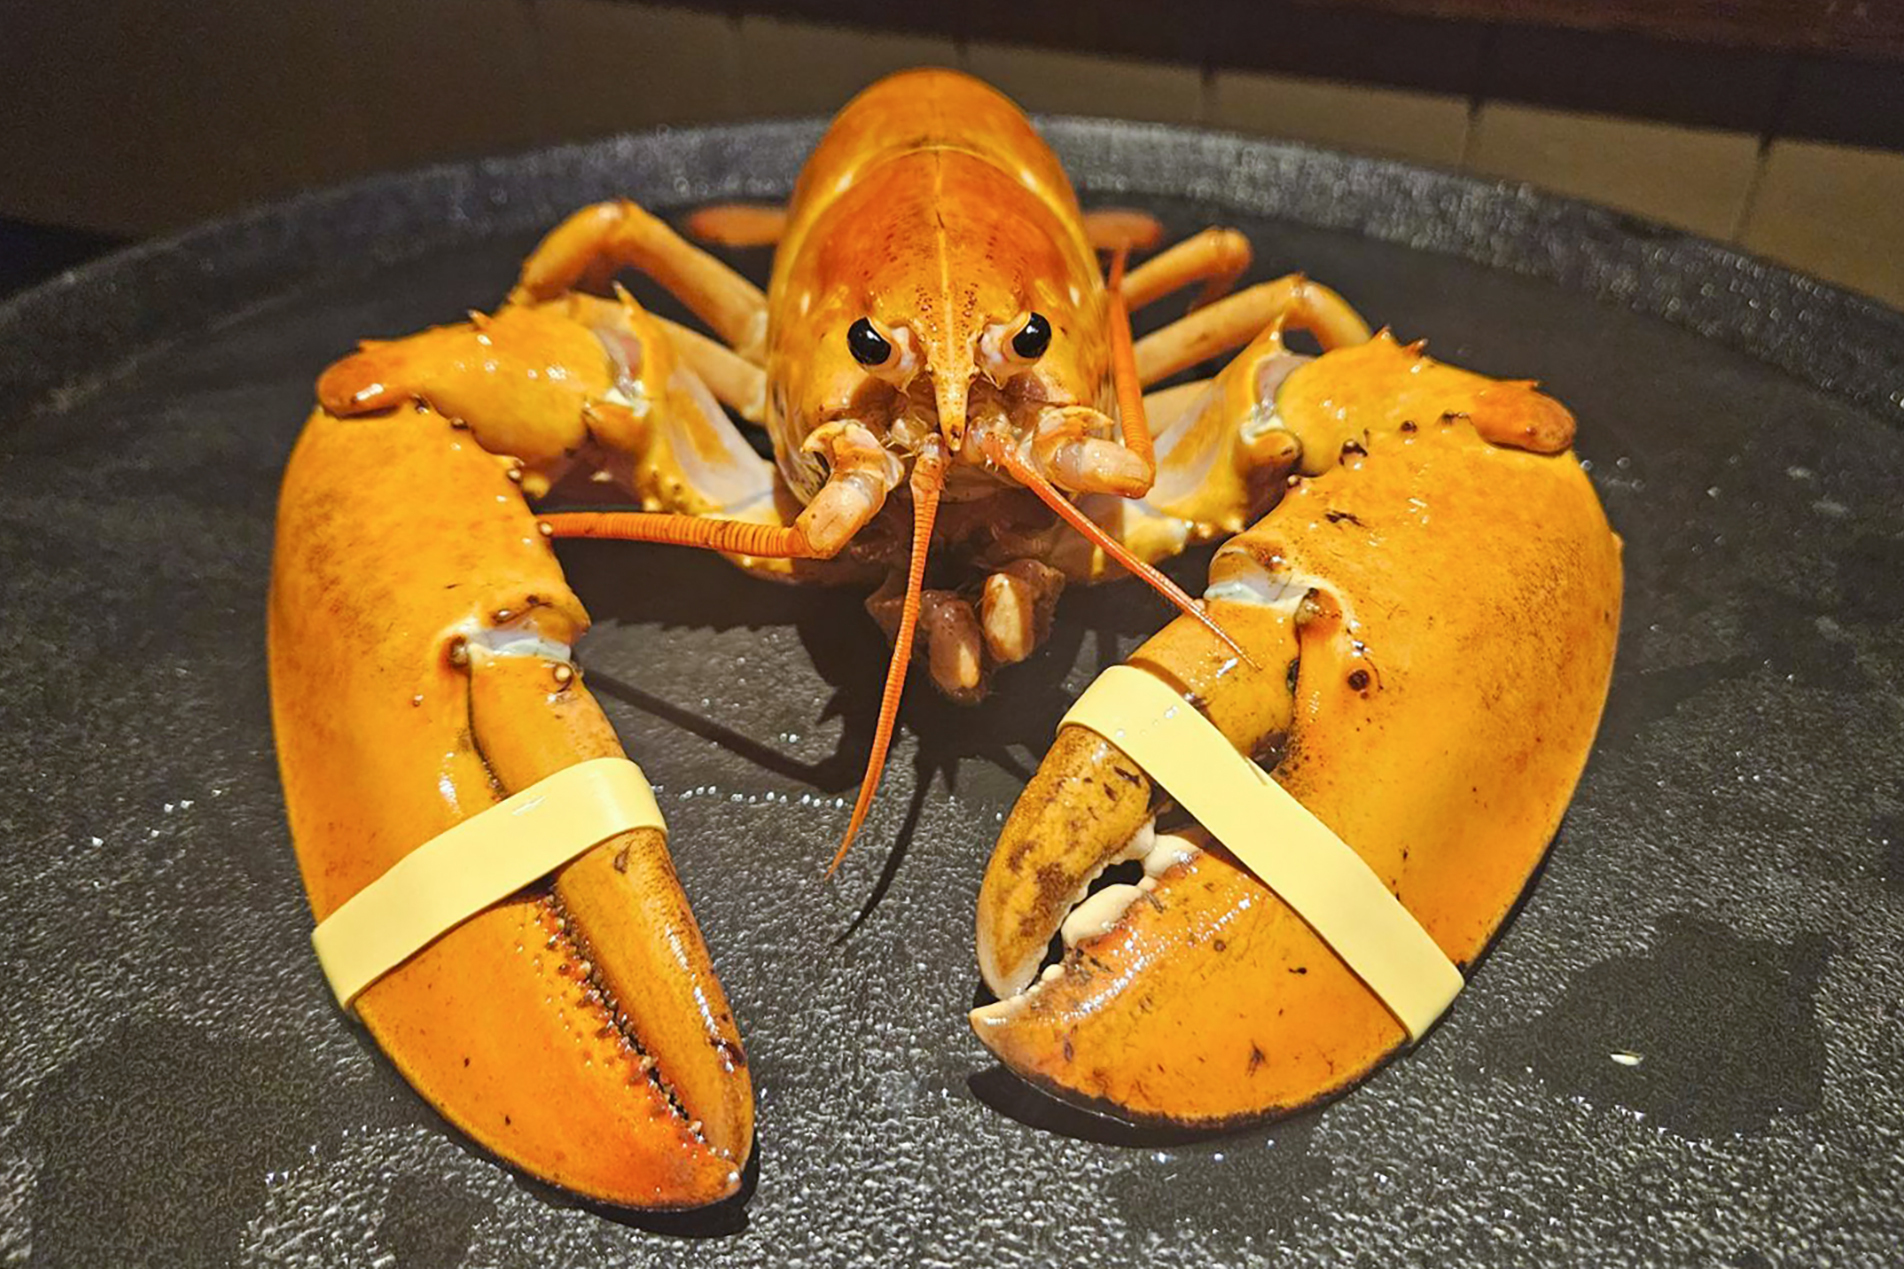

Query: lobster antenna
[[980, 433, 1252, 665], [829, 439, 948, 873]]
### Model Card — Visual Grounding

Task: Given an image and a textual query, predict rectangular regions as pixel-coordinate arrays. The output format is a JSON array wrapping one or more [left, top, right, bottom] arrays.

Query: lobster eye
[[847, 317, 892, 368], [1011, 312, 1052, 360]]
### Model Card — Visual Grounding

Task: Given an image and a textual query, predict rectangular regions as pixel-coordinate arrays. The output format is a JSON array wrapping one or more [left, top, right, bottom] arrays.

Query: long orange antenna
[[1106, 249, 1155, 475], [539, 510, 813, 559], [828, 439, 948, 873], [979, 431, 1250, 665]]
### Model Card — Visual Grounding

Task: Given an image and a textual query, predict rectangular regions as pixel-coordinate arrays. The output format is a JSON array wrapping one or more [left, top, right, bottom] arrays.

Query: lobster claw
[[971, 335, 1622, 1126], [271, 401, 752, 1207]]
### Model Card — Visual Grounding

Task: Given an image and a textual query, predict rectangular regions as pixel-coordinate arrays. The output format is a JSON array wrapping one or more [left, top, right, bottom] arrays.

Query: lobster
[[269, 68, 1621, 1208]]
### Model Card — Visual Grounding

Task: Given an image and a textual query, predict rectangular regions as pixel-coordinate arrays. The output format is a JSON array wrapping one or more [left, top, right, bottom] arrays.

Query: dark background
[[3, 0, 1902, 306]]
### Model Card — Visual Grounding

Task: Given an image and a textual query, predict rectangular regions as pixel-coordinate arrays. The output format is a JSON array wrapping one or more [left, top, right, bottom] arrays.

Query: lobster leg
[[1133, 275, 1370, 386], [979, 559, 1068, 668], [683, 203, 790, 248], [864, 556, 1066, 702], [1121, 227, 1253, 312], [650, 312, 768, 423], [514, 199, 770, 362], [1080, 208, 1165, 252]]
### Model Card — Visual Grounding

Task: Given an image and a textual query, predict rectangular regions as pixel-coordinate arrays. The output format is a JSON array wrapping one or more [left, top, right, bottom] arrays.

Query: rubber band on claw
[[1062, 666, 1463, 1040], [311, 757, 665, 1010]]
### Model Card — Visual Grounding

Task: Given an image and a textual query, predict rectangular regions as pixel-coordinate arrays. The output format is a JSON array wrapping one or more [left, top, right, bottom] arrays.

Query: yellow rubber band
[[1062, 665, 1462, 1041], [310, 756, 665, 1010]]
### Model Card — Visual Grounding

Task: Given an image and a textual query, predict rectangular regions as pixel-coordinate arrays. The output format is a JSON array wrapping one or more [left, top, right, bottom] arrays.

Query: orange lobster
[[270, 68, 1620, 1207]]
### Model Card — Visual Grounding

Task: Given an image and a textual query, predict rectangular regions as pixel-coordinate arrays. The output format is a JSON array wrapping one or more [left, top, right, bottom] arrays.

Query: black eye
[[1011, 312, 1051, 360], [847, 317, 892, 368]]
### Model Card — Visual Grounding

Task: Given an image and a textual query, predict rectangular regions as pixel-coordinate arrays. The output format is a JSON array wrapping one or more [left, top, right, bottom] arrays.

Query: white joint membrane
[[668, 366, 778, 514], [600, 383, 648, 415], [1204, 567, 1315, 613], [1205, 552, 1360, 648], [1251, 350, 1310, 416], [459, 621, 575, 666], [1146, 384, 1224, 506], [1106, 495, 1194, 559], [593, 328, 775, 516]]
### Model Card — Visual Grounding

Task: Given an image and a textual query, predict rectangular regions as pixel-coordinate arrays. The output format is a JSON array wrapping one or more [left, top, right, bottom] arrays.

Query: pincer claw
[[972, 341, 1622, 1128], [272, 402, 753, 1207]]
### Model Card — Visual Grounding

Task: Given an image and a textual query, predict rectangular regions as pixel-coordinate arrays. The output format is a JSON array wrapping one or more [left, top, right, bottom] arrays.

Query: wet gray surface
[[2, 119, 1902, 1266]]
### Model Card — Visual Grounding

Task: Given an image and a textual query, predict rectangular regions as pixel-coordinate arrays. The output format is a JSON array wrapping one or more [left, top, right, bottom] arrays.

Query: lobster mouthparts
[[972, 338, 1623, 1126]]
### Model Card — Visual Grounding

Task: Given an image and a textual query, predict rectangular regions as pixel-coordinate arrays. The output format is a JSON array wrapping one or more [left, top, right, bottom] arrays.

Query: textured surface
[[2, 119, 1902, 1266]]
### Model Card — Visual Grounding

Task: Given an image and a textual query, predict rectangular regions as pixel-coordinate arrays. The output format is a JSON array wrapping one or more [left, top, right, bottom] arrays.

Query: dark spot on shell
[[1212, 938, 1228, 953], [1029, 864, 1075, 929], [1286, 657, 1301, 693], [1324, 510, 1366, 526], [1289, 965, 1308, 974], [714, 1037, 748, 1070], [1339, 439, 1367, 461], [1248, 1045, 1266, 1073], [1347, 668, 1371, 691], [613, 846, 630, 873], [1401, 419, 1417, 432]]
